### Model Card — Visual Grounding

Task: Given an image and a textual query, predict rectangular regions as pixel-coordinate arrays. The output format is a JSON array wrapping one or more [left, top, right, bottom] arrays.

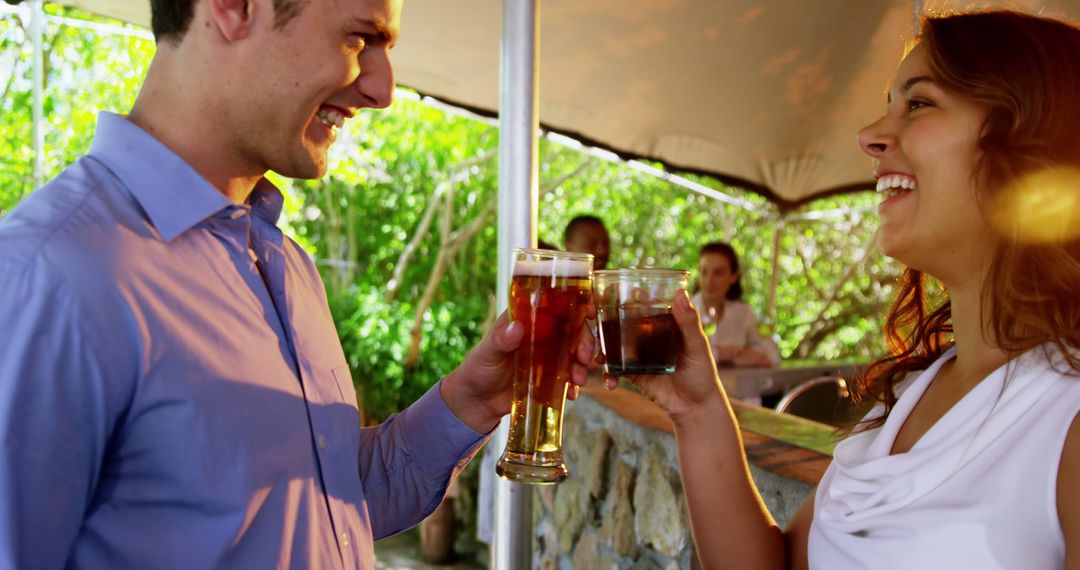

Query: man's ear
[[206, 0, 258, 42]]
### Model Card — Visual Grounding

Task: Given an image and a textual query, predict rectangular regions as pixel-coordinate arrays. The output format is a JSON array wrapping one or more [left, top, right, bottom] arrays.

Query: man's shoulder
[[0, 157, 143, 296], [0, 157, 134, 267]]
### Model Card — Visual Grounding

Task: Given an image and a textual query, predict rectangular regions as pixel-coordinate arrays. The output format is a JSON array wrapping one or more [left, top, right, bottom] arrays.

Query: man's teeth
[[316, 108, 346, 129], [876, 174, 917, 198]]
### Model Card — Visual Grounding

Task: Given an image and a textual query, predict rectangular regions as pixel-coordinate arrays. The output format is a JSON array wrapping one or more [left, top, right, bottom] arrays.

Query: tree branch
[[794, 239, 826, 301], [385, 149, 496, 302], [788, 220, 878, 357], [540, 156, 594, 198], [403, 152, 589, 368]]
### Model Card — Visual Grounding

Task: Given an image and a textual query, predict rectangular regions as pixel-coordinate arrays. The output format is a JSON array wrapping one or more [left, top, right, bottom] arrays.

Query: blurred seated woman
[[693, 241, 780, 368], [616, 11, 1080, 569]]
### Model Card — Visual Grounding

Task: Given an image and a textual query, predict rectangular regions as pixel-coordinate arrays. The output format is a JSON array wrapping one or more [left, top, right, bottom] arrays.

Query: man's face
[[235, 0, 402, 180], [564, 221, 610, 270]]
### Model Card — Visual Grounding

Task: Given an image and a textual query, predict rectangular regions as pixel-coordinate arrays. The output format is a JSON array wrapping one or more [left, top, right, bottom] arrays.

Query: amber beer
[[496, 250, 592, 484]]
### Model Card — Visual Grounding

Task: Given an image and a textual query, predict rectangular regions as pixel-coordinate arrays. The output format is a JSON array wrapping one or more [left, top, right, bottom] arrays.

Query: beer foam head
[[514, 259, 591, 278]]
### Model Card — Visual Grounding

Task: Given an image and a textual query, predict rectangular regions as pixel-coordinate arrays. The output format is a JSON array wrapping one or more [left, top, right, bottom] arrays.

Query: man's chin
[[276, 155, 328, 180]]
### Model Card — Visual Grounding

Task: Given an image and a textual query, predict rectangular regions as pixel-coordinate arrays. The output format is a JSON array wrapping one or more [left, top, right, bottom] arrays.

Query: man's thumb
[[477, 312, 524, 364]]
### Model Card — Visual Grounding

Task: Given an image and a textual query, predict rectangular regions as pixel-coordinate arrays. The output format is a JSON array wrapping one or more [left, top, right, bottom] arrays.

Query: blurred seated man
[[563, 215, 610, 270]]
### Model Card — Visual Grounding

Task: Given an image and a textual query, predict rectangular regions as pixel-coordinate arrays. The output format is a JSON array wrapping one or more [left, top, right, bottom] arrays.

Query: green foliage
[[329, 285, 488, 425], [0, 6, 153, 215]]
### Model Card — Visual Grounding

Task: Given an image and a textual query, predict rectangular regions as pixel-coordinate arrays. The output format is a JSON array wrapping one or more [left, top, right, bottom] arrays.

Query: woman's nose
[[857, 115, 894, 158]]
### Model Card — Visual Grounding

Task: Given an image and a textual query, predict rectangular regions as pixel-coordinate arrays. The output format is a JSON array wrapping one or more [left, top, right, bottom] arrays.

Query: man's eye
[[348, 34, 367, 51]]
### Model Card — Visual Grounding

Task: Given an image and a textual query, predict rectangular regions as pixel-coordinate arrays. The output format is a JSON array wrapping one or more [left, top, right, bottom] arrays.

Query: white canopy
[[54, 0, 1080, 207]]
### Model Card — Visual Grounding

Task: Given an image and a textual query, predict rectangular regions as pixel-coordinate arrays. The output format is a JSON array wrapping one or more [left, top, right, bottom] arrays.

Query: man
[[0, 0, 592, 567], [563, 214, 611, 270]]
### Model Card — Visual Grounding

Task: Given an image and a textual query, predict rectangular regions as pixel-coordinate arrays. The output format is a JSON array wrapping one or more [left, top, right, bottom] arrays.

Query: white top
[[810, 345, 1080, 569], [691, 293, 781, 366]]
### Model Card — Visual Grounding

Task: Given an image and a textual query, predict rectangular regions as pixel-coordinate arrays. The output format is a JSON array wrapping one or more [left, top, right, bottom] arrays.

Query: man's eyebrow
[[887, 75, 935, 103], [347, 15, 393, 42]]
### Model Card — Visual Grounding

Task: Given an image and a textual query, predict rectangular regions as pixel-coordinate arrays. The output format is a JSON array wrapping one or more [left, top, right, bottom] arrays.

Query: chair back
[[774, 375, 856, 427]]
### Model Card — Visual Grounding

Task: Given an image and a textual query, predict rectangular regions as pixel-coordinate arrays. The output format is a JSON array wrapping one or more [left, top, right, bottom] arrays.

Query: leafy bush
[[328, 284, 491, 424]]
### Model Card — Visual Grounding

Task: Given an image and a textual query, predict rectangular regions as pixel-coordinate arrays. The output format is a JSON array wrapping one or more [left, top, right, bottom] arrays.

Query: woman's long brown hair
[[854, 11, 1080, 430]]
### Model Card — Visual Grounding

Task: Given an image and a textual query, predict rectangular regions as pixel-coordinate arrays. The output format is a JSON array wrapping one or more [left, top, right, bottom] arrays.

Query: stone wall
[[530, 392, 827, 569]]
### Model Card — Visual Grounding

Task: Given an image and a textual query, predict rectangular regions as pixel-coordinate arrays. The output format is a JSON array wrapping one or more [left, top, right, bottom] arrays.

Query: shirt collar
[[88, 112, 284, 241], [249, 179, 285, 226]]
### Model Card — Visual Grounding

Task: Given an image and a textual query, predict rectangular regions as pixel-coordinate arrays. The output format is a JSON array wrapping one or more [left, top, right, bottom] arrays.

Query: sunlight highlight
[[991, 167, 1080, 243]]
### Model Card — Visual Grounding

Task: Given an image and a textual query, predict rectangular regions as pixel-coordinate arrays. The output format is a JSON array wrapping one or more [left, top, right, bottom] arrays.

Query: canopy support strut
[[493, 0, 540, 568]]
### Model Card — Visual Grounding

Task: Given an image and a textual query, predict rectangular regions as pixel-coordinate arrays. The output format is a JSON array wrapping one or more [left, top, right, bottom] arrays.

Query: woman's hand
[[603, 290, 727, 424]]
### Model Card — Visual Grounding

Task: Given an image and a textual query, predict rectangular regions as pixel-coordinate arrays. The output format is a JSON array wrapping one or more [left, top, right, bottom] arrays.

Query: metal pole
[[493, 0, 539, 568], [912, 0, 923, 34], [31, 0, 45, 189]]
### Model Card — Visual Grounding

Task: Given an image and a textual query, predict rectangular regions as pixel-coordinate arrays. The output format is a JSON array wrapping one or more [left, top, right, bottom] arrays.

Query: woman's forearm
[[673, 400, 787, 569]]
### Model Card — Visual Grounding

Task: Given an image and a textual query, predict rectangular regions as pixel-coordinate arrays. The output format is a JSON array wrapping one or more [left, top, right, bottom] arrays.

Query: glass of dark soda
[[593, 268, 689, 375]]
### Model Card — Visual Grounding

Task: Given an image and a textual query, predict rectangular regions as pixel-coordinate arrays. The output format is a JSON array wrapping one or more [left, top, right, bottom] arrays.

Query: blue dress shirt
[[0, 113, 488, 569]]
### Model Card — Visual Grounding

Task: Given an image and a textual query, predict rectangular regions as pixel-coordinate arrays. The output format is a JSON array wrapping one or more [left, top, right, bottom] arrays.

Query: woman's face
[[698, 252, 739, 304], [858, 44, 994, 284]]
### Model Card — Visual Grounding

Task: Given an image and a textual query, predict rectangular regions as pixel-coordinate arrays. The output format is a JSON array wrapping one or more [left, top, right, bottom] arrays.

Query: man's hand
[[441, 308, 596, 434]]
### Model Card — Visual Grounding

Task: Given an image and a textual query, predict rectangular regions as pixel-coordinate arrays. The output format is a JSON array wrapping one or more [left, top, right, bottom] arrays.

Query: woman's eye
[[907, 98, 931, 113]]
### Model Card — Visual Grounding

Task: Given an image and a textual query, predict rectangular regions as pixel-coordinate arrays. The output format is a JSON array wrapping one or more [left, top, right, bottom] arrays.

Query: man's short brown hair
[[150, 0, 307, 43]]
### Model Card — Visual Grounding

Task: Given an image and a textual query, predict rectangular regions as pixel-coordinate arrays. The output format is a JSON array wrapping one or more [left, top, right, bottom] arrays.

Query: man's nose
[[356, 48, 395, 109]]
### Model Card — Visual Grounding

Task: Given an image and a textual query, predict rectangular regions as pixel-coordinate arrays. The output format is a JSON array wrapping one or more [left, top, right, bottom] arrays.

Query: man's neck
[[127, 56, 265, 204]]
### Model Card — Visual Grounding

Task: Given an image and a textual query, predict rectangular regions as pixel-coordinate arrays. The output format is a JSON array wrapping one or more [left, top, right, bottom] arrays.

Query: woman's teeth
[[316, 108, 346, 129], [876, 174, 917, 198]]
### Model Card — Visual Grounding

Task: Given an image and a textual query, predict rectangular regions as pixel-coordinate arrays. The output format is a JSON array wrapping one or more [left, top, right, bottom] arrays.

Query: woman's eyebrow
[[887, 75, 935, 104]]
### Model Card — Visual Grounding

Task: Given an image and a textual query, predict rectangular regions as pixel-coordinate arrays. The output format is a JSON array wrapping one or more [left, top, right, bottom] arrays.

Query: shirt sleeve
[[0, 261, 132, 569], [357, 380, 490, 539]]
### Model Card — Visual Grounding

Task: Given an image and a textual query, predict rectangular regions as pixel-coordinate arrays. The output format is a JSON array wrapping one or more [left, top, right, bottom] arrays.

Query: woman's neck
[[945, 274, 1011, 383]]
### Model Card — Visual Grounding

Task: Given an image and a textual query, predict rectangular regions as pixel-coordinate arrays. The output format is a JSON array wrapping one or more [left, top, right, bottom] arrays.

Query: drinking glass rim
[[512, 247, 594, 263], [594, 268, 690, 278]]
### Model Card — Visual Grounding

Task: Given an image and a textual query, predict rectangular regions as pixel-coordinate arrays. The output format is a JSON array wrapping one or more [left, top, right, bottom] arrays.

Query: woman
[[693, 241, 780, 368], [615, 11, 1080, 569]]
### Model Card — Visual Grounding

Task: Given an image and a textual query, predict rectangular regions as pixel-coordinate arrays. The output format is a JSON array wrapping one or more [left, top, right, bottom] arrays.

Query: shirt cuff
[[397, 379, 490, 476]]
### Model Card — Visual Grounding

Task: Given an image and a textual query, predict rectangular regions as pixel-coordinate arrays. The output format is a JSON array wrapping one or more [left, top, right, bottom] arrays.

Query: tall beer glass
[[496, 248, 593, 484]]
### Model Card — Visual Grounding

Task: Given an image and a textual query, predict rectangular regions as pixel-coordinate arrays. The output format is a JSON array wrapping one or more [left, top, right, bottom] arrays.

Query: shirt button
[[317, 435, 327, 449], [340, 532, 350, 547]]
